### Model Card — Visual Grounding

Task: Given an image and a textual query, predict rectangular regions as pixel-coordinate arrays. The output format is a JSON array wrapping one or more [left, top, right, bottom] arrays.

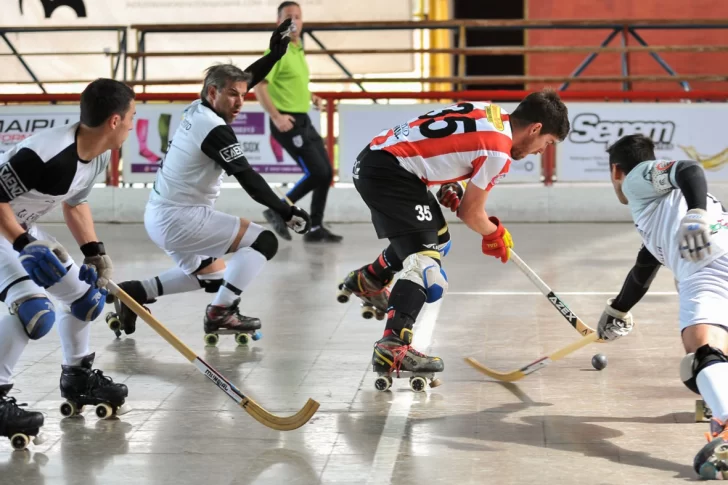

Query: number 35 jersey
[[368, 102, 513, 191]]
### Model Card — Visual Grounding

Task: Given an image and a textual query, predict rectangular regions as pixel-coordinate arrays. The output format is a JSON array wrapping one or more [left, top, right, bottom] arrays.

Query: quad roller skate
[[694, 418, 728, 480], [203, 298, 262, 347], [0, 384, 45, 451], [697, 399, 714, 422], [59, 353, 129, 420], [337, 267, 390, 321], [371, 330, 443, 393], [105, 280, 154, 338]]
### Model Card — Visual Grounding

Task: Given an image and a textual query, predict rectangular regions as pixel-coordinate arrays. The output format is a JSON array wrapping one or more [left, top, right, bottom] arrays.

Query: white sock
[[57, 310, 91, 366], [0, 315, 29, 386], [142, 266, 200, 300], [211, 248, 267, 307], [697, 363, 728, 421]]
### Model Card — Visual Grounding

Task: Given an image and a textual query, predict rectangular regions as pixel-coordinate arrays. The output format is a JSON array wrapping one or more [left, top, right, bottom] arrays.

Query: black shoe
[[263, 209, 292, 241], [304, 226, 343, 243]]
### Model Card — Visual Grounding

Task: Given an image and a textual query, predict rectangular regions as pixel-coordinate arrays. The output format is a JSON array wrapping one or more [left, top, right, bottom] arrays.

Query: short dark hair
[[510, 88, 570, 141], [80, 79, 135, 128], [200, 63, 252, 99], [606, 134, 657, 174], [278, 1, 300, 17]]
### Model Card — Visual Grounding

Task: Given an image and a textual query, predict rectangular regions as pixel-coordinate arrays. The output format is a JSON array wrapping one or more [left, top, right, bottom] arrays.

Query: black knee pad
[[250, 230, 278, 261], [198, 279, 223, 293], [681, 344, 728, 395]]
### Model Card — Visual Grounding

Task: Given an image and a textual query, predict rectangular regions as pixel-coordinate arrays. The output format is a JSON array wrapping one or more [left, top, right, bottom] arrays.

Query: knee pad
[[250, 230, 278, 261], [197, 269, 225, 293], [400, 253, 448, 304], [70, 286, 106, 322], [680, 345, 728, 395], [11, 294, 55, 340]]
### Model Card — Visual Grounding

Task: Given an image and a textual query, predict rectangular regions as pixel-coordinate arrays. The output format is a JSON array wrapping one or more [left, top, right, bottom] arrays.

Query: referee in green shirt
[[256, 1, 342, 243]]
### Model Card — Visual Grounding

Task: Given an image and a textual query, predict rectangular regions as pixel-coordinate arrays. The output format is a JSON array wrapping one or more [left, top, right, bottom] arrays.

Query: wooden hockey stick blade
[[108, 281, 320, 430], [508, 249, 599, 339], [465, 332, 599, 382]]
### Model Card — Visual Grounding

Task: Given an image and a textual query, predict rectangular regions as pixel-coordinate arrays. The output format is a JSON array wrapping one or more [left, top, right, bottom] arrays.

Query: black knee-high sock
[[367, 245, 403, 284], [383, 279, 427, 338]]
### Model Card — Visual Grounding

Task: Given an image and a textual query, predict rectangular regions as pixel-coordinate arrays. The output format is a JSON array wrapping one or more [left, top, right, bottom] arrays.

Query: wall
[[526, 0, 728, 91]]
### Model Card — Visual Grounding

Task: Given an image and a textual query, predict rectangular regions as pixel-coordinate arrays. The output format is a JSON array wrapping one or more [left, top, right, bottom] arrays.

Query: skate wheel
[[95, 403, 114, 420], [251, 331, 262, 341], [375, 311, 385, 321], [699, 461, 721, 480], [696, 399, 712, 422], [60, 401, 78, 417], [336, 285, 352, 304], [204, 334, 219, 347], [106, 313, 121, 332], [235, 333, 250, 346], [409, 376, 427, 393], [361, 305, 375, 320], [430, 378, 442, 388], [374, 376, 392, 392], [10, 433, 29, 451]]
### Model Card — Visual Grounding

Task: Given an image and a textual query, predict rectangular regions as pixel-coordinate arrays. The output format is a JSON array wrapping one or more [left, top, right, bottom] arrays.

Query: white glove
[[597, 298, 634, 342], [678, 208, 712, 262]]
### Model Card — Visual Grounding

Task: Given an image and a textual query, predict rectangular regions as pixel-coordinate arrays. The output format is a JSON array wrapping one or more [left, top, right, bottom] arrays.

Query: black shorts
[[353, 146, 446, 240]]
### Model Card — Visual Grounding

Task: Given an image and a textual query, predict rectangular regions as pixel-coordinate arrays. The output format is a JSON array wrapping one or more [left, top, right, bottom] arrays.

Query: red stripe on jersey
[[382, 130, 512, 161], [371, 129, 394, 147], [485, 159, 512, 192]]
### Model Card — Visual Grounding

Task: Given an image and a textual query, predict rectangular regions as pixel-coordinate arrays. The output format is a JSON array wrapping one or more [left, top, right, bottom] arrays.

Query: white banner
[[559, 103, 728, 182], [0, 105, 79, 154], [338, 103, 542, 184], [122, 102, 320, 184]]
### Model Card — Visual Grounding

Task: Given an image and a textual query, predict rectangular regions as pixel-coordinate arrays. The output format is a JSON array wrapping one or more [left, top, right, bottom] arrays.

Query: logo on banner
[[569, 113, 675, 149], [231, 113, 265, 135], [19, 0, 87, 18], [241, 142, 259, 153]]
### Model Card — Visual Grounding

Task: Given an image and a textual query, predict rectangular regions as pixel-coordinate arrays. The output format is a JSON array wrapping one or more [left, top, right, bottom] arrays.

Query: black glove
[[269, 18, 293, 60], [285, 206, 311, 234]]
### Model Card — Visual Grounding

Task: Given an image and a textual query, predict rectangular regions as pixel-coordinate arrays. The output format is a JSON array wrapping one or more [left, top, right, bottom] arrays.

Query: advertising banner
[[0, 105, 80, 154], [559, 103, 728, 182], [338, 103, 542, 183], [123, 102, 320, 184]]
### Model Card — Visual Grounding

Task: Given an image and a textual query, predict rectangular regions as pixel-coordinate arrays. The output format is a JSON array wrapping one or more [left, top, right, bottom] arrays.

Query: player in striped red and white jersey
[[337, 90, 570, 390]]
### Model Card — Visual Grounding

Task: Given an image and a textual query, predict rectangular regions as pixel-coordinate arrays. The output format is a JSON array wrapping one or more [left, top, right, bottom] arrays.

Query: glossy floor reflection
[[0, 223, 705, 484]]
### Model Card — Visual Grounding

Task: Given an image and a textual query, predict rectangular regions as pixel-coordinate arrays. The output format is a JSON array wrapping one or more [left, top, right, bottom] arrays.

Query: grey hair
[[200, 63, 252, 100]]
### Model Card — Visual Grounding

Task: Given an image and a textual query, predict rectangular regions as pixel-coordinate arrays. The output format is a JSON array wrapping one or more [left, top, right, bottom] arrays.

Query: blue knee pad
[[70, 286, 107, 322], [438, 239, 452, 258], [422, 264, 448, 303], [12, 295, 56, 340]]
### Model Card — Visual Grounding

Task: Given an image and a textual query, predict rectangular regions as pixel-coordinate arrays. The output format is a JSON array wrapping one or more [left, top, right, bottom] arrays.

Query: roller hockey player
[[599, 134, 728, 479], [338, 90, 570, 391], [107, 19, 311, 346], [0, 78, 133, 448]]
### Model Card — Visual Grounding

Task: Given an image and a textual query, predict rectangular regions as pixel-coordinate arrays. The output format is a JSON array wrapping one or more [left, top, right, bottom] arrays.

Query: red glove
[[481, 217, 513, 263], [436, 183, 464, 212]]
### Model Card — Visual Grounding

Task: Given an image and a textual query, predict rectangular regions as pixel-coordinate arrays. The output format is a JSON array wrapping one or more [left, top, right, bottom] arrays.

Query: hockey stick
[[509, 250, 598, 338], [464, 332, 599, 382], [107, 281, 320, 431]]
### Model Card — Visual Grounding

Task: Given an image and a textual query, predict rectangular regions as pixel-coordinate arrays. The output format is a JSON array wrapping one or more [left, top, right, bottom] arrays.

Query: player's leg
[[429, 190, 453, 258], [677, 258, 728, 478], [370, 232, 446, 381], [0, 239, 48, 443], [31, 227, 128, 414], [202, 218, 272, 331]]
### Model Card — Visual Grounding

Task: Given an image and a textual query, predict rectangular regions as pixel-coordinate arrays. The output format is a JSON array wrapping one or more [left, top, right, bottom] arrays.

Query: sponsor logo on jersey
[[393, 122, 410, 139], [485, 105, 504, 131], [655, 160, 676, 171], [569, 113, 675, 148], [0, 163, 28, 199], [219, 143, 245, 162], [490, 172, 507, 187]]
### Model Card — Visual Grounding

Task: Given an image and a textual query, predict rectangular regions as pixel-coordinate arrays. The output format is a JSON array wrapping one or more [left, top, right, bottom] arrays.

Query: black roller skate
[[371, 329, 444, 392], [337, 267, 390, 321], [59, 353, 129, 420], [695, 418, 728, 480], [203, 298, 262, 347], [0, 384, 45, 450], [105, 280, 155, 338]]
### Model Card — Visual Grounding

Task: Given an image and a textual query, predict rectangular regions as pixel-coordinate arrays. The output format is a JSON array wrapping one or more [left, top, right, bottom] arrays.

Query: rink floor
[[0, 222, 707, 484]]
